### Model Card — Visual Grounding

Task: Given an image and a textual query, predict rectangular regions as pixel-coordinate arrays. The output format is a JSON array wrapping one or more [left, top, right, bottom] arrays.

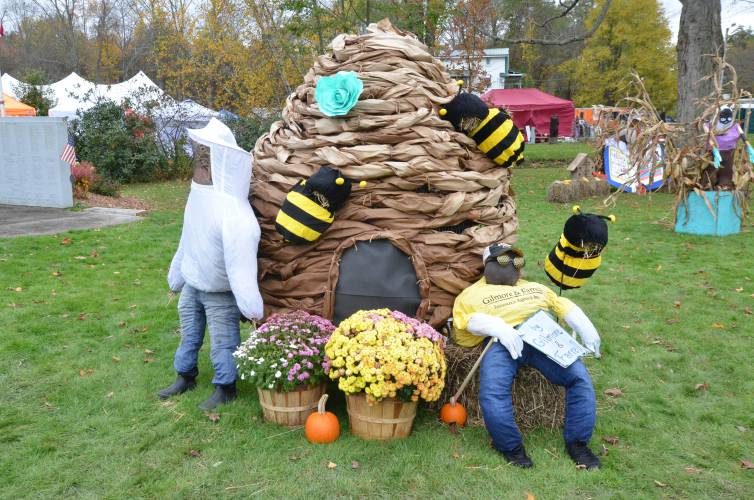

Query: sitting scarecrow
[[452, 242, 602, 469]]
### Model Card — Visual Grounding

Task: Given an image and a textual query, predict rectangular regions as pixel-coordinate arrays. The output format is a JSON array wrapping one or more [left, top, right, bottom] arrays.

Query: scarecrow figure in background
[[452, 243, 602, 469], [158, 118, 264, 410], [703, 105, 747, 190]]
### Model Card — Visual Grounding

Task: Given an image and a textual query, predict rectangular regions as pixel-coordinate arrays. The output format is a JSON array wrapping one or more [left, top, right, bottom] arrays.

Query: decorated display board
[[0, 117, 73, 208], [603, 143, 664, 193]]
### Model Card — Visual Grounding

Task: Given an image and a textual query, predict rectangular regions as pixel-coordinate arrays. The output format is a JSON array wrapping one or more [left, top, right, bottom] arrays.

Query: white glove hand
[[565, 306, 601, 358], [466, 313, 523, 359]]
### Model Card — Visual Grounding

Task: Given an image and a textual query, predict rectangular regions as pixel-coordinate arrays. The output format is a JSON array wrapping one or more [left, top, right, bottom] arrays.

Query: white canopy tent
[[1, 71, 220, 152]]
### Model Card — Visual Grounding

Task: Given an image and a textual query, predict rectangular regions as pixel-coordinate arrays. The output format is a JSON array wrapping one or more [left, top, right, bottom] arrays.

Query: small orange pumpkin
[[305, 394, 340, 444], [440, 401, 467, 427]]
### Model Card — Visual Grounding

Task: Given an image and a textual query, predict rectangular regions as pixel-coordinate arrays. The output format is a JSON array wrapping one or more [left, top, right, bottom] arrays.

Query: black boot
[[502, 444, 534, 468], [566, 441, 601, 470], [157, 373, 197, 400], [197, 383, 237, 411]]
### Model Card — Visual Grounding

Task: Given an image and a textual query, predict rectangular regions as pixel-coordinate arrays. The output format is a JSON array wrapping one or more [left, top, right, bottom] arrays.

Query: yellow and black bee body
[[439, 91, 525, 167], [275, 166, 352, 245], [544, 207, 615, 290]]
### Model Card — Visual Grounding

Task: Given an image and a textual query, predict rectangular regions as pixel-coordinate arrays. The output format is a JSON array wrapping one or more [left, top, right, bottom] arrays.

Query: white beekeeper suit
[[167, 118, 263, 320]]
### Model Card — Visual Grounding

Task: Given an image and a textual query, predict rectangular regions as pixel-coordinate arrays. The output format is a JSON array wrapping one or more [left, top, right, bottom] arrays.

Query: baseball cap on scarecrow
[[438, 82, 525, 168], [275, 166, 364, 245], [544, 206, 615, 291]]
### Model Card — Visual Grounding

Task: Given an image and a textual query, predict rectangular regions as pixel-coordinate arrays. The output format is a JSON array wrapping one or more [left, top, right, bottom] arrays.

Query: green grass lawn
[[524, 141, 592, 164], [2, 168, 753, 498]]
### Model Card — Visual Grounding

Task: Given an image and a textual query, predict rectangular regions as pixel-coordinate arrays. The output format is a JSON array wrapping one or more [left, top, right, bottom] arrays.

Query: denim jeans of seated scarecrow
[[173, 284, 241, 386], [478, 338, 596, 453]]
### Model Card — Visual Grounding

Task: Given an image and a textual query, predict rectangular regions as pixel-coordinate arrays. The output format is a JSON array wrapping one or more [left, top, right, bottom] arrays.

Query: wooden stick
[[450, 338, 496, 404]]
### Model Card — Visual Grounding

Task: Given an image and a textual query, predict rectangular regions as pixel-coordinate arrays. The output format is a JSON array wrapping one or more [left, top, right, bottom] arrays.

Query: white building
[[444, 48, 524, 92]]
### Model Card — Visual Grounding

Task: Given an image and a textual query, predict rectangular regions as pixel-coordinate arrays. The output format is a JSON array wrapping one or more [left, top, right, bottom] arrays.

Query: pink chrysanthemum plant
[[234, 311, 335, 392]]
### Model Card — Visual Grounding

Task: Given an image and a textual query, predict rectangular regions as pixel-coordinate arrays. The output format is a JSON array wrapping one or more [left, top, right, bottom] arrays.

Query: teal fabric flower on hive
[[314, 71, 364, 117]]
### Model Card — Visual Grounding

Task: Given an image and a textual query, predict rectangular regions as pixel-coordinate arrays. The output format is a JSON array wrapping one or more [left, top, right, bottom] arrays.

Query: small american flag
[[60, 132, 78, 166]]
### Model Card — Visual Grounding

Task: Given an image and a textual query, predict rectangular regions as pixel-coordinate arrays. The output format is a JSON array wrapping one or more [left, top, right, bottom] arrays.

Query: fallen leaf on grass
[[605, 388, 623, 398], [106, 392, 114, 399], [602, 436, 620, 445], [326, 461, 337, 470], [143, 357, 156, 363], [712, 322, 725, 329], [744, 307, 752, 316], [525, 493, 535, 500], [13, 287, 23, 292], [79, 368, 94, 377], [118, 321, 126, 328], [740, 460, 754, 470], [654, 480, 667, 488], [600, 444, 609, 456], [32, 300, 47, 305], [111, 356, 120, 363], [685, 466, 703, 474], [161, 401, 176, 408], [74, 256, 87, 260], [52, 271, 61, 277], [734, 287, 744, 293], [656, 265, 662, 271], [736, 426, 748, 433], [452, 452, 461, 459], [189, 450, 201, 458], [673, 301, 682, 308], [113, 271, 121, 275], [351, 460, 360, 470], [695, 382, 710, 391], [144, 349, 155, 354], [78, 313, 87, 320], [205, 412, 220, 422], [61, 237, 72, 245], [90, 250, 98, 258], [666, 318, 680, 325]]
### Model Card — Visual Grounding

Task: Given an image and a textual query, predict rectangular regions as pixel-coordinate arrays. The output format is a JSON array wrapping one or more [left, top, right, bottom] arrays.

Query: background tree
[[676, 0, 722, 122], [725, 27, 754, 93], [566, 0, 677, 113]]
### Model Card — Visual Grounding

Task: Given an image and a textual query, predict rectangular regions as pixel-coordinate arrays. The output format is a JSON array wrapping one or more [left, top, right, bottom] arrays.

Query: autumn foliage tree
[[566, 0, 677, 112]]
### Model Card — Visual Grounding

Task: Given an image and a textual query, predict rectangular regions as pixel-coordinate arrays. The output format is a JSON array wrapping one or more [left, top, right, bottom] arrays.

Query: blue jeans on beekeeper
[[173, 284, 241, 386], [479, 339, 596, 453]]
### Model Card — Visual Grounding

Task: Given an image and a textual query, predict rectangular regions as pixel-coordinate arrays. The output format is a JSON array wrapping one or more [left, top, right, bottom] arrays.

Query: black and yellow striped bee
[[275, 166, 364, 245], [439, 88, 525, 168], [544, 206, 616, 291]]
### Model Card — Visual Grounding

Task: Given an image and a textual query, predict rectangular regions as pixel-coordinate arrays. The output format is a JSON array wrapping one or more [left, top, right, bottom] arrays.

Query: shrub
[[13, 70, 55, 116], [89, 178, 121, 197], [71, 162, 97, 198], [221, 113, 278, 151], [73, 100, 168, 183]]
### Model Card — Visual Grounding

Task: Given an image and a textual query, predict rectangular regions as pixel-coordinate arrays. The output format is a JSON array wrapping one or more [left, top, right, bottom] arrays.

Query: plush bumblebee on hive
[[544, 206, 616, 291], [438, 83, 525, 168], [275, 166, 366, 245]]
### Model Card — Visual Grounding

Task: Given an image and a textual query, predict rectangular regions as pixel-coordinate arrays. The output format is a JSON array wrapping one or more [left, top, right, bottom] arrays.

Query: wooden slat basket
[[257, 383, 326, 427], [346, 393, 417, 440]]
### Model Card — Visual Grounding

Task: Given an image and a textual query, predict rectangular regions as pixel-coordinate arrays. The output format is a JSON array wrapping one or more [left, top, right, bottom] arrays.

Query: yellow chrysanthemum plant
[[325, 309, 447, 404]]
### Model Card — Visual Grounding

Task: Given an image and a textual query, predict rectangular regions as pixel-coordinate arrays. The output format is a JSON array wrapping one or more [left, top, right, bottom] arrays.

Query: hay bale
[[547, 177, 610, 204], [436, 343, 565, 432], [251, 19, 517, 327]]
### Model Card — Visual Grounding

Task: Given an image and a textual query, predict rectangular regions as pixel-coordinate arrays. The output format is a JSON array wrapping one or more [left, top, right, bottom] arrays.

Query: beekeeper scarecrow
[[158, 118, 264, 410], [452, 242, 602, 469]]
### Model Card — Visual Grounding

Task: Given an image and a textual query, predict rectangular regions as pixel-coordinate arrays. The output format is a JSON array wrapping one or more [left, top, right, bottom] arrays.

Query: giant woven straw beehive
[[251, 19, 518, 327]]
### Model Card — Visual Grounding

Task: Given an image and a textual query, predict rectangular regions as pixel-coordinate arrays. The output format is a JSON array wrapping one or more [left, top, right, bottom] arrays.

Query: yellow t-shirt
[[452, 278, 576, 348]]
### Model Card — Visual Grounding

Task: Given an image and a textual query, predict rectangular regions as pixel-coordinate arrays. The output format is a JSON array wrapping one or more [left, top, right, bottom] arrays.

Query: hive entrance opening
[[333, 239, 422, 324]]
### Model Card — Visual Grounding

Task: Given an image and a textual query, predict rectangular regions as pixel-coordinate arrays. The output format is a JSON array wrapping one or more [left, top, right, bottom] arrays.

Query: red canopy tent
[[481, 88, 575, 138]]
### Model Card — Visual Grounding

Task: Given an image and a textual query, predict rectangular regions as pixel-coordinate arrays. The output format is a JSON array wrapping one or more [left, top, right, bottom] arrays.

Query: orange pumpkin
[[439, 401, 467, 427], [305, 394, 340, 443]]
